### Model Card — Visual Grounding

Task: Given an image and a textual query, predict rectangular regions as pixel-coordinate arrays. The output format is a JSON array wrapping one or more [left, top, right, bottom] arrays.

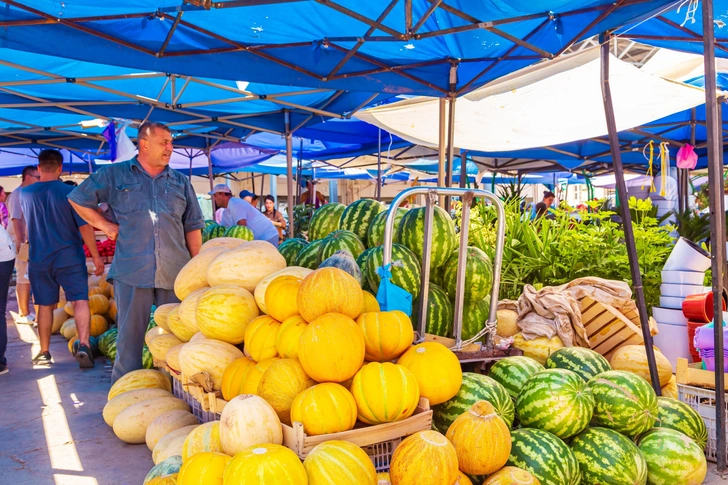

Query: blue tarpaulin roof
[[0, 0, 678, 96]]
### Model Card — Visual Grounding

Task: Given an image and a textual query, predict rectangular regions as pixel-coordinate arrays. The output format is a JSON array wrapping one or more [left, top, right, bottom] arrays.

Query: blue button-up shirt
[[68, 157, 205, 290]]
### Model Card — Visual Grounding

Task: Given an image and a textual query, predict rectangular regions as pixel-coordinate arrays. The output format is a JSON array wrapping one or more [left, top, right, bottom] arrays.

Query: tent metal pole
[[438, 98, 446, 206], [600, 33, 662, 394], [459, 150, 467, 188], [377, 128, 382, 201], [207, 140, 216, 214], [702, 0, 727, 473], [445, 96, 456, 211], [189, 155, 193, 179], [285, 111, 294, 239]]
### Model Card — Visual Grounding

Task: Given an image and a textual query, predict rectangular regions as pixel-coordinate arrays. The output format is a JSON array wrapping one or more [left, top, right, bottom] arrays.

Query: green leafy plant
[[672, 209, 710, 243]]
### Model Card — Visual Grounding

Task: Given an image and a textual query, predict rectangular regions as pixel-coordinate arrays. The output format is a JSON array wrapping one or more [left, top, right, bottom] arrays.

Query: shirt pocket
[[114, 183, 144, 214], [160, 181, 187, 219]]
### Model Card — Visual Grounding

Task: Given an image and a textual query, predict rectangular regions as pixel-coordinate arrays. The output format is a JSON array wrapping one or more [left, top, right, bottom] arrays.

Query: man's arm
[[12, 218, 25, 244], [69, 200, 119, 241], [185, 229, 202, 257], [236, 218, 248, 226], [79, 224, 104, 276]]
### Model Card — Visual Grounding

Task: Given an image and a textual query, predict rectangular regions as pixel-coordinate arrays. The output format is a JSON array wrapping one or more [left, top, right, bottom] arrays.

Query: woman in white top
[[0, 223, 15, 375]]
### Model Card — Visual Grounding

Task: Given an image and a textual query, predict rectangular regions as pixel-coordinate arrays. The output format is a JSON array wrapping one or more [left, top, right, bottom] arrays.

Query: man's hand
[[102, 222, 120, 241], [92, 255, 104, 276]]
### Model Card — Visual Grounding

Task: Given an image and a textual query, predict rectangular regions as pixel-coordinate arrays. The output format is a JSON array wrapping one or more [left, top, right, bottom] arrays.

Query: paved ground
[[1, 299, 728, 485]]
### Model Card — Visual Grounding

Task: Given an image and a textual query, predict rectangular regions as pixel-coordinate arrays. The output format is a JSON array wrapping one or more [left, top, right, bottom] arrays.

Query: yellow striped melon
[[610, 344, 672, 387], [196, 286, 259, 345], [219, 395, 283, 456], [207, 241, 286, 292], [275, 316, 308, 359], [189, 332, 207, 342], [176, 287, 210, 340], [113, 397, 190, 444], [108, 369, 172, 400], [154, 303, 179, 332], [182, 421, 223, 461], [199, 237, 247, 252], [303, 440, 377, 485], [221, 357, 257, 401], [455, 472, 474, 485], [377, 472, 391, 484], [297, 268, 364, 322], [152, 424, 199, 465], [64, 301, 74, 317], [165, 344, 185, 373], [148, 334, 184, 362], [167, 306, 197, 343], [511, 333, 564, 365], [389, 430, 459, 485], [362, 291, 380, 313], [89, 294, 110, 315], [174, 246, 229, 300], [350, 362, 420, 425], [223, 444, 307, 485], [102, 388, 173, 427], [146, 474, 178, 485], [108, 299, 117, 322], [662, 374, 678, 399], [146, 410, 199, 451], [60, 318, 77, 340], [298, 312, 365, 383], [242, 358, 279, 395], [178, 451, 231, 484], [482, 467, 540, 485], [496, 309, 519, 338], [290, 383, 357, 436], [357, 310, 414, 362], [178, 339, 244, 391], [254, 266, 314, 314], [145, 326, 168, 346], [265, 275, 302, 322], [257, 358, 315, 425], [243, 315, 281, 361], [397, 342, 462, 406], [89, 314, 109, 338], [52, 308, 69, 334]]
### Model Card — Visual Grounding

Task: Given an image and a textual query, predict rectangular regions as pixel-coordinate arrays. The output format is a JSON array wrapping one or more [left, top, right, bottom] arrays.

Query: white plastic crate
[[678, 383, 728, 462], [172, 375, 219, 423], [363, 437, 401, 472]]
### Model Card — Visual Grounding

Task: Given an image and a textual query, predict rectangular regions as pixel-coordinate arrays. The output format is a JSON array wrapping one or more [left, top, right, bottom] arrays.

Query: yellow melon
[[377, 472, 391, 485], [176, 286, 210, 340], [89, 294, 110, 315], [108, 298, 118, 322], [511, 333, 564, 365], [148, 334, 184, 362], [206, 241, 286, 292], [275, 316, 308, 359], [64, 300, 74, 317], [98, 274, 112, 297], [455, 471, 474, 485], [350, 362, 420, 425], [496, 309, 519, 338], [219, 395, 283, 456], [52, 308, 70, 334], [152, 424, 199, 465], [102, 388, 174, 426], [257, 358, 315, 425], [241, 358, 279, 395], [146, 474, 178, 485], [178, 339, 244, 391], [113, 397, 190, 444], [298, 312, 365, 383], [165, 344, 185, 373], [145, 326, 168, 347], [108, 369, 172, 400], [178, 452, 231, 485], [189, 332, 207, 342], [290, 383, 357, 436], [167, 305, 196, 343], [389, 430, 459, 485], [610, 344, 673, 387], [662, 374, 678, 399], [265, 275, 303, 322], [357, 310, 414, 362], [397, 342, 462, 405], [60, 318, 77, 340], [223, 444, 307, 485], [303, 440, 376, 485], [154, 303, 179, 332], [221, 357, 257, 401], [243, 315, 281, 361], [297, 267, 363, 322], [182, 421, 224, 461], [362, 291, 380, 313], [196, 285, 259, 345], [174, 246, 229, 300], [145, 410, 199, 451], [254, 266, 314, 314], [482, 467, 541, 485], [446, 400, 511, 475], [89, 314, 109, 338], [199, 237, 247, 252], [88, 286, 104, 297]]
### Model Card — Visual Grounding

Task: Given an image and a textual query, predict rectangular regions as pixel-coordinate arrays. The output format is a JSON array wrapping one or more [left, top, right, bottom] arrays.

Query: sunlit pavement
[[0, 298, 153, 485]]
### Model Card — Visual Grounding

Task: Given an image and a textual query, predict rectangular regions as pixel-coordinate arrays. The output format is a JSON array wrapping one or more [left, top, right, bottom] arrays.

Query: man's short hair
[[137, 122, 172, 142], [37, 149, 63, 171], [21, 165, 38, 181]]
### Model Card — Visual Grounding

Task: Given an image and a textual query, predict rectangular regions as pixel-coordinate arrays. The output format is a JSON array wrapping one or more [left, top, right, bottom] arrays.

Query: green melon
[[143, 455, 183, 484], [655, 397, 708, 450], [223, 225, 254, 241], [367, 207, 406, 249], [202, 223, 226, 242], [339, 199, 385, 241], [442, 246, 493, 303], [278, 238, 308, 266], [356, 247, 376, 293], [309, 203, 345, 241], [293, 239, 323, 270], [488, 356, 545, 401], [460, 297, 490, 341], [507, 428, 582, 485], [432, 372, 515, 432], [570, 427, 647, 485], [365, 244, 421, 299], [587, 370, 658, 438], [545, 347, 611, 382], [204, 219, 217, 228], [637, 428, 707, 485], [396, 205, 457, 271], [98, 327, 118, 358], [412, 284, 453, 338], [319, 229, 366, 261]]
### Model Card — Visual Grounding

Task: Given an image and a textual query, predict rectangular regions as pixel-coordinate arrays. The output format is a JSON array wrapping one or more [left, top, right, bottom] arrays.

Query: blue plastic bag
[[375, 263, 413, 316]]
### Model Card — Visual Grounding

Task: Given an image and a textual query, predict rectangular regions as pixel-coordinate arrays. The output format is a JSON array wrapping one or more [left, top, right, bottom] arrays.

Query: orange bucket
[[687, 320, 703, 363]]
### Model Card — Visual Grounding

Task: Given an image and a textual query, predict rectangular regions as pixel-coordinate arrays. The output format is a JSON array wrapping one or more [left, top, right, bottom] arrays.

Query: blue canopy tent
[[0, 147, 94, 175]]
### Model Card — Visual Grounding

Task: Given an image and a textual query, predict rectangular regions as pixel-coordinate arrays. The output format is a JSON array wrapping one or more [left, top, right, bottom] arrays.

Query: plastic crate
[[363, 437, 402, 472], [678, 383, 728, 462], [171, 371, 219, 423]]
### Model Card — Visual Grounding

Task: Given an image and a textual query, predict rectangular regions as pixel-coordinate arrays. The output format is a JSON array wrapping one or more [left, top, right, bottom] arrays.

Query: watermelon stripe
[[460, 298, 490, 342], [587, 370, 658, 438], [507, 428, 582, 485], [545, 347, 611, 382], [339, 199, 384, 241], [319, 230, 366, 261], [488, 356, 544, 400], [442, 246, 493, 302], [396, 205, 456, 271], [278, 238, 308, 266], [638, 428, 707, 485], [294, 240, 323, 270], [656, 397, 708, 450], [570, 427, 647, 485], [432, 373, 514, 432], [224, 225, 254, 241], [412, 284, 453, 338], [367, 208, 406, 249], [365, 244, 421, 299], [309, 203, 345, 241]]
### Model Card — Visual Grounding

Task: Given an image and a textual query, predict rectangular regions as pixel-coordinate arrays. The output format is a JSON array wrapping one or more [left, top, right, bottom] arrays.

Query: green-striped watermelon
[[587, 370, 658, 438], [319, 229, 366, 261], [365, 244, 421, 299], [204, 220, 217, 228], [570, 427, 647, 485], [545, 347, 611, 382], [488, 356, 545, 401], [412, 284, 453, 337], [516, 369, 594, 439], [432, 372, 515, 432], [442, 247, 493, 302], [637, 428, 707, 485], [367, 208, 406, 249], [460, 297, 490, 341], [202, 223, 226, 242], [655, 397, 708, 450], [339, 199, 385, 241], [396, 205, 457, 271], [142, 345, 154, 369], [507, 428, 582, 485], [144, 456, 183, 485], [356, 247, 376, 293], [98, 327, 118, 358], [278, 238, 308, 266], [430, 261, 446, 288], [309, 203, 345, 241], [293, 239, 323, 269], [319, 250, 361, 286], [223, 225, 254, 241]]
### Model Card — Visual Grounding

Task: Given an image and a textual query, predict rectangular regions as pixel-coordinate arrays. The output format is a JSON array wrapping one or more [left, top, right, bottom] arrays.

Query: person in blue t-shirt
[[17, 150, 103, 368]]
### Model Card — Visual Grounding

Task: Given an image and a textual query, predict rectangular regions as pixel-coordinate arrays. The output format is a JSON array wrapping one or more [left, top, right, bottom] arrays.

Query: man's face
[[213, 193, 231, 208], [26, 169, 40, 186], [140, 127, 173, 167], [242, 196, 253, 203]]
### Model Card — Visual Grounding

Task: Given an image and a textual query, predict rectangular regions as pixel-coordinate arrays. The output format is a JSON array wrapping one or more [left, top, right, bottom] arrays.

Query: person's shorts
[[15, 258, 28, 284], [28, 264, 88, 306]]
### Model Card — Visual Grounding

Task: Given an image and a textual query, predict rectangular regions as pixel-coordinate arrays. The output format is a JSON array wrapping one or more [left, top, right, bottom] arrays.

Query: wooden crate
[[282, 398, 432, 460], [677, 357, 728, 390], [580, 297, 658, 360]]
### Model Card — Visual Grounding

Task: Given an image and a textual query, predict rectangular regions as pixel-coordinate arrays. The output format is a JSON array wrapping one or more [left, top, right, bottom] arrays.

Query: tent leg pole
[[702, 0, 728, 473], [207, 141, 216, 214], [600, 33, 661, 394], [438, 98, 446, 206], [377, 128, 382, 202], [285, 111, 294, 239], [445, 96, 456, 212], [459, 150, 467, 188]]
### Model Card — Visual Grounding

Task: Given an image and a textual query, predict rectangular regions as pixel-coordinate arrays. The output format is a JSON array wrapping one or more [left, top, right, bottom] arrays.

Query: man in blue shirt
[[69, 122, 205, 382], [17, 149, 103, 368]]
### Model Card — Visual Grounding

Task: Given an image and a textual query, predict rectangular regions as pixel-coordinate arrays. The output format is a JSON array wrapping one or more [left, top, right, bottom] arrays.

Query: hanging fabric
[[676, 143, 698, 170], [659, 142, 670, 197], [642, 141, 657, 193]]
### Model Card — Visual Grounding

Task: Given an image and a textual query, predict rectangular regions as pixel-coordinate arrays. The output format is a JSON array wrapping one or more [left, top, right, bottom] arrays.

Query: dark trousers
[[0, 258, 16, 365], [111, 281, 178, 383]]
